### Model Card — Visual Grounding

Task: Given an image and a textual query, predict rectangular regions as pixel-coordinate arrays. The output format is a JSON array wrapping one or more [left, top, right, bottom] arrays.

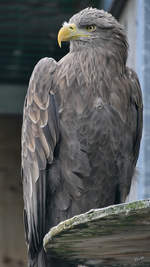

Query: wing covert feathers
[[22, 57, 59, 257], [22, 57, 58, 187], [127, 68, 143, 166]]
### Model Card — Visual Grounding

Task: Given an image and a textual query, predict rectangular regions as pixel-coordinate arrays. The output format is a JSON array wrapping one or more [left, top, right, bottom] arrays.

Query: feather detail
[[22, 57, 59, 260]]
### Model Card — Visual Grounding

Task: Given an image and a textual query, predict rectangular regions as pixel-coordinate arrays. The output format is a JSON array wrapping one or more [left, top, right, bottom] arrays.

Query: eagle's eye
[[86, 25, 96, 32]]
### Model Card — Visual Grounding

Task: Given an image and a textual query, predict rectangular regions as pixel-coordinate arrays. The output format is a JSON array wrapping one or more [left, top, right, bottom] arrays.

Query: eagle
[[22, 7, 143, 267]]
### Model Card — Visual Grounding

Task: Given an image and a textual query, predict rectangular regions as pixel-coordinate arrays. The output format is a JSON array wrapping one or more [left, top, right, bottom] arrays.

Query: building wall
[[0, 85, 26, 114], [119, 0, 138, 201], [119, 0, 150, 200], [0, 116, 27, 267], [138, 0, 150, 199], [119, 0, 137, 71]]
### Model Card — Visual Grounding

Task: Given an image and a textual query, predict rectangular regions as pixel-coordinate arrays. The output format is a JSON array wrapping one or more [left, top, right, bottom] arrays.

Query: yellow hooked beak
[[57, 23, 90, 47]]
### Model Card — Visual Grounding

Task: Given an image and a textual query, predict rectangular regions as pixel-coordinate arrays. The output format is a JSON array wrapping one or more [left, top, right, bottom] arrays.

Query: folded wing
[[22, 57, 59, 258]]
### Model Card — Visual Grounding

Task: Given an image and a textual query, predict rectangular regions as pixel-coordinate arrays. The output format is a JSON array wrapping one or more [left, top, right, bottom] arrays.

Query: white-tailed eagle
[[22, 8, 143, 267]]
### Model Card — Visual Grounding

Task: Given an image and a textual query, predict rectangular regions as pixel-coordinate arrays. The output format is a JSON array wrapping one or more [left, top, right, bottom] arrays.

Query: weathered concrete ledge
[[44, 199, 150, 266]]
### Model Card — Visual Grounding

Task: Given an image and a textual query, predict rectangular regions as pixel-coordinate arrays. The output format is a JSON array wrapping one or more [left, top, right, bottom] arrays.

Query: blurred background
[[0, 0, 149, 266]]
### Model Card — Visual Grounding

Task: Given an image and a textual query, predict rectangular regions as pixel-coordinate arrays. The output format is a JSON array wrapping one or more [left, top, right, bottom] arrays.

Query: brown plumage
[[22, 8, 143, 267]]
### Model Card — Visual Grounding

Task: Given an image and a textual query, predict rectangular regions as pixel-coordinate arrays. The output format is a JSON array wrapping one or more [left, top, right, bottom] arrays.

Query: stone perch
[[44, 199, 150, 266]]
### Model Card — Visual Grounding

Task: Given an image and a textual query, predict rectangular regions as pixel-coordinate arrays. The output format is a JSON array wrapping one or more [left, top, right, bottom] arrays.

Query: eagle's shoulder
[[126, 67, 143, 108]]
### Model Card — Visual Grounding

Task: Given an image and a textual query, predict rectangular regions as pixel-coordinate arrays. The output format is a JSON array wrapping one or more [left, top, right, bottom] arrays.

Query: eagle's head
[[58, 7, 128, 62]]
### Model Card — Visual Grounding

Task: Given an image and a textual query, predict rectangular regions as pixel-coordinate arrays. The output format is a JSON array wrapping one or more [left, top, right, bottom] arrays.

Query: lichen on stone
[[44, 199, 150, 266]]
